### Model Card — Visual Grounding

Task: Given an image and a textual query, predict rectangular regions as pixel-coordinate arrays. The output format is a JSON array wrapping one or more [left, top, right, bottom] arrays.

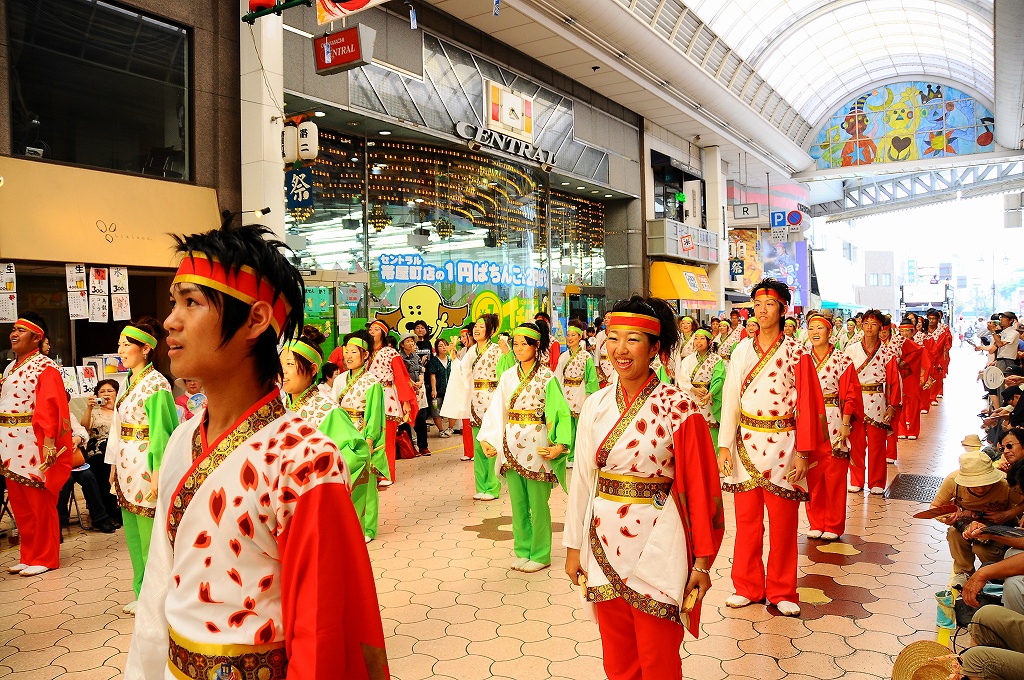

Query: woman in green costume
[[674, 328, 726, 448]]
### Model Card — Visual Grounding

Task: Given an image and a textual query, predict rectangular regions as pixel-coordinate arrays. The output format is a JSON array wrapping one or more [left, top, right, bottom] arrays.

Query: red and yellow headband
[[14, 318, 44, 337], [899, 322, 915, 330], [806, 313, 833, 331], [606, 312, 660, 336], [753, 288, 785, 303], [368, 319, 389, 337], [173, 253, 291, 336]]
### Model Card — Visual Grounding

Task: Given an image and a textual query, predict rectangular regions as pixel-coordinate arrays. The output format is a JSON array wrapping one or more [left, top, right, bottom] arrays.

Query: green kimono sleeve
[[584, 356, 600, 394], [545, 378, 574, 492], [144, 389, 179, 473], [497, 350, 516, 377], [318, 408, 372, 487], [709, 359, 726, 425], [362, 382, 389, 481], [657, 364, 671, 384]]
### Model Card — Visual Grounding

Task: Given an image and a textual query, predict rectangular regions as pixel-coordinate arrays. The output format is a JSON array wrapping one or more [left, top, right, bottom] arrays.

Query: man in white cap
[[930, 450, 1023, 587]]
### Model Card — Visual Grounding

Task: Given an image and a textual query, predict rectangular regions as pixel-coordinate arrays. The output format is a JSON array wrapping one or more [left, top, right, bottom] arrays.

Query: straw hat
[[955, 451, 1006, 488], [891, 640, 957, 680], [960, 433, 983, 449]]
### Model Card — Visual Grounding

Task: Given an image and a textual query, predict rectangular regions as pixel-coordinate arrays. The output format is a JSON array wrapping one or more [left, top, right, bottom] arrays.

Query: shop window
[[7, 0, 190, 179], [870, 273, 879, 286], [881, 273, 892, 286]]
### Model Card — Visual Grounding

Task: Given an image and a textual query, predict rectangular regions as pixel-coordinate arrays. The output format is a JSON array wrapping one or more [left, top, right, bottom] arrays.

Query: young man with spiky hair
[[125, 225, 387, 680], [844, 309, 901, 495], [717, 278, 826, 617]]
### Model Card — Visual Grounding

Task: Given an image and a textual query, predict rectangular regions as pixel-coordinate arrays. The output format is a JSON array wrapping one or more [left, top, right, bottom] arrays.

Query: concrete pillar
[[703, 146, 728, 311], [604, 198, 645, 301], [239, 2, 286, 236]]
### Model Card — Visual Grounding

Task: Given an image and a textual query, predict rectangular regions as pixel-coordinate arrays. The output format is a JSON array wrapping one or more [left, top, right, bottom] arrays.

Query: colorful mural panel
[[811, 82, 995, 170]]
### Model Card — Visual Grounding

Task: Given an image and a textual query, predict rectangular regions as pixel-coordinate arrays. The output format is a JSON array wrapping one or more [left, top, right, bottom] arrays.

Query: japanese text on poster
[[111, 294, 131, 321], [89, 267, 109, 296], [68, 290, 88, 320], [89, 295, 109, 323], [110, 267, 129, 295], [66, 263, 86, 292], [377, 254, 548, 288]]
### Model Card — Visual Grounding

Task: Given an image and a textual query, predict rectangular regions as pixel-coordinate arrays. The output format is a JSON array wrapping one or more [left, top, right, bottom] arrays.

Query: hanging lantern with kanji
[[282, 123, 298, 164], [297, 121, 319, 160]]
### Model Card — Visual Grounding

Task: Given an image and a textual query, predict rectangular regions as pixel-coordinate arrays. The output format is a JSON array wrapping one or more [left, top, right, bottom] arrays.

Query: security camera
[[540, 162, 554, 173], [467, 140, 482, 152]]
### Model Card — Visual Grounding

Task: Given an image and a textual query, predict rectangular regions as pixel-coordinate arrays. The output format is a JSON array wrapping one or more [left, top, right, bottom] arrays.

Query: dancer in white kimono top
[[673, 329, 726, 448], [553, 319, 600, 465]]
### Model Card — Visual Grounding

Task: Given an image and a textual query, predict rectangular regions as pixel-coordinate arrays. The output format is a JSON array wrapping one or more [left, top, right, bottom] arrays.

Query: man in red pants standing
[[845, 310, 901, 495], [1, 312, 73, 577], [718, 278, 826, 617], [897, 318, 932, 441]]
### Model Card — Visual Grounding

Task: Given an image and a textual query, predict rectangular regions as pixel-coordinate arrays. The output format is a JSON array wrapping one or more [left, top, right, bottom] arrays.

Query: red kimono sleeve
[[278, 483, 389, 680], [885, 357, 902, 409], [390, 356, 418, 422], [671, 412, 725, 639], [328, 346, 344, 368], [839, 363, 863, 422], [34, 365, 73, 494], [548, 342, 561, 371], [900, 341, 923, 399], [794, 354, 827, 454]]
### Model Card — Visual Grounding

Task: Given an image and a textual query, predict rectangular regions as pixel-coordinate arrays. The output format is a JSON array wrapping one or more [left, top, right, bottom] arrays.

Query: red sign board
[[312, 25, 375, 76]]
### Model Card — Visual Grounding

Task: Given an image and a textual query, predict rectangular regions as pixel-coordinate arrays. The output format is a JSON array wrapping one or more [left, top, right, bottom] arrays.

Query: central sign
[[455, 121, 555, 165], [312, 24, 376, 76]]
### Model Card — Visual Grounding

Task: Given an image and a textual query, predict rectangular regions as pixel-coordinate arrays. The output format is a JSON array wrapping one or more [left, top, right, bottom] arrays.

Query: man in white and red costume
[[922, 308, 952, 405], [804, 312, 862, 541], [1, 312, 74, 576], [896, 317, 932, 440], [125, 225, 387, 680], [717, 309, 745, 362], [844, 310, 901, 495], [718, 278, 826, 617]]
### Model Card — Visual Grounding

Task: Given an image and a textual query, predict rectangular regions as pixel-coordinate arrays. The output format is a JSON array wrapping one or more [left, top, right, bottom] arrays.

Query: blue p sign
[[770, 211, 786, 228]]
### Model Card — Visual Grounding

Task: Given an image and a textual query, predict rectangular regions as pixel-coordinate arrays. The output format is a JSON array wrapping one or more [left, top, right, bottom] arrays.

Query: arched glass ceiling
[[684, 0, 993, 126]]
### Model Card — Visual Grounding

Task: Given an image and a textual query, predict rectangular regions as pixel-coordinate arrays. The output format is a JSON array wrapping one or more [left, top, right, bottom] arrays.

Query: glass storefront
[[286, 129, 605, 338]]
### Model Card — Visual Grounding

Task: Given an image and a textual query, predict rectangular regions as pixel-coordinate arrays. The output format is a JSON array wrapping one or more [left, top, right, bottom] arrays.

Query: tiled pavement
[[0, 347, 983, 678]]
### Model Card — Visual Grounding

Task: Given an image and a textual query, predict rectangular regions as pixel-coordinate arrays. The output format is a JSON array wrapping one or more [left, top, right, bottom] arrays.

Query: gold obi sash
[[121, 423, 150, 441], [739, 411, 796, 432], [563, 376, 584, 387], [343, 407, 365, 426], [597, 471, 673, 504], [381, 380, 394, 388], [861, 383, 883, 394], [0, 412, 32, 427], [823, 393, 839, 407], [474, 380, 498, 390], [692, 381, 710, 390], [508, 409, 545, 425], [168, 627, 287, 680]]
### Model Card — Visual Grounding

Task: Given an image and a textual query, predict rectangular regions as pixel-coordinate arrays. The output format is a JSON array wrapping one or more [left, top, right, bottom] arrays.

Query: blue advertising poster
[[760, 237, 808, 308]]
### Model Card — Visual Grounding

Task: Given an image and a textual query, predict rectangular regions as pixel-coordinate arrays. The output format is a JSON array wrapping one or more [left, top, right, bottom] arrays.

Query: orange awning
[[650, 262, 717, 309]]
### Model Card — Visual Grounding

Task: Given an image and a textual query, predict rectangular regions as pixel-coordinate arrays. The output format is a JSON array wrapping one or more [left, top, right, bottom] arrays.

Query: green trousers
[[473, 426, 501, 497], [122, 509, 154, 599], [351, 480, 379, 539], [506, 469, 552, 565], [568, 417, 578, 463], [709, 426, 719, 450]]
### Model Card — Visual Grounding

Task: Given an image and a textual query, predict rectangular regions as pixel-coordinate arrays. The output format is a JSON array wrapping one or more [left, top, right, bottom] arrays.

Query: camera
[[95, 397, 106, 406]]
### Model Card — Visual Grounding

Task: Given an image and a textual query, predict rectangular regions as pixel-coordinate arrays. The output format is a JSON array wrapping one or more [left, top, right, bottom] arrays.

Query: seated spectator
[[81, 379, 121, 522], [997, 428, 1024, 473], [58, 394, 118, 533], [173, 378, 205, 421], [931, 451, 1023, 587], [318, 362, 340, 398], [960, 605, 1024, 679], [961, 459, 1024, 615]]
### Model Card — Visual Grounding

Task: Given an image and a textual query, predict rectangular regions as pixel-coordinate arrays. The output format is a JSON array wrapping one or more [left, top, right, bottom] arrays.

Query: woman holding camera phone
[[81, 379, 121, 524]]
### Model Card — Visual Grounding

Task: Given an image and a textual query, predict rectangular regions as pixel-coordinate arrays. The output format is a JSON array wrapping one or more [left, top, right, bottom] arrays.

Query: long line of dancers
[[0, 222, 956, 680]]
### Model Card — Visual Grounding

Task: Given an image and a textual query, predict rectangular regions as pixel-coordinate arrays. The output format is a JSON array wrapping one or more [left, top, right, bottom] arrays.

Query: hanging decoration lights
[[434, 216, 455, 239], [368, 204, 392, 233]]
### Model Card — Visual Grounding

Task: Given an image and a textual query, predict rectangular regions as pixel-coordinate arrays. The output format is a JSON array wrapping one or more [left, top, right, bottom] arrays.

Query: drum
[[983, 364, 1005, 390]]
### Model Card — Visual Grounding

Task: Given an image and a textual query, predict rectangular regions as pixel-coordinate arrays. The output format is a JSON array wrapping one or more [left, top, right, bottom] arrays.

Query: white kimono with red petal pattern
[[125, 394, 387, 680]]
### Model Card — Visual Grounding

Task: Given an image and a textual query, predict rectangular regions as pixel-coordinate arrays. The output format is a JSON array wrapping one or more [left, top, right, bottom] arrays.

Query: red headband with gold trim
[[805, 313, 833, 331], [173, 253, 291, 335], [753, 288, 784, 302], [368, 319, 389, 336], [14, 318, 44, 337], [606, 312, 661, 336]]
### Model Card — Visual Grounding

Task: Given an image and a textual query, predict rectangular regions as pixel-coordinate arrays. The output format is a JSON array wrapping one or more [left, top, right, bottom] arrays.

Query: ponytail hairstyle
[[289, 325, 326, 379], [608, 295, 679, 361], [122, 316, 166, 364], [513, 321, 550, 355]]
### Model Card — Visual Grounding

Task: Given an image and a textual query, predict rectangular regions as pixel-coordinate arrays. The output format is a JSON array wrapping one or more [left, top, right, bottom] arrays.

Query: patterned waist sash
[[861, 383, 883, 393], [563, 376, 584, 387], [739, 411, 795, 432], [168, 627, 287, 680], [508, 409, 545, 425], [121, 423, 150, 441], [0, 412, 32, 427], [691, 381, 710, 389], [474, 380, 498, 390], [597, 471, 672, 504], [823, 393, 839, 407]]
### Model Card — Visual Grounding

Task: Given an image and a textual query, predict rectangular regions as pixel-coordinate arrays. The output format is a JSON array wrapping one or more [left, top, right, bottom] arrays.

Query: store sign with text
[[312, 24, 376, 76], [455, 121, 556, 165], [378, 253, 548, 288]]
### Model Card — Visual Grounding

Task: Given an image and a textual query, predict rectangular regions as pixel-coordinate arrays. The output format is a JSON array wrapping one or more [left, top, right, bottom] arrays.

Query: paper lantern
[[298, 121, 319, 160], [282, 124, 298, 164], [249, 0, 276, 11]]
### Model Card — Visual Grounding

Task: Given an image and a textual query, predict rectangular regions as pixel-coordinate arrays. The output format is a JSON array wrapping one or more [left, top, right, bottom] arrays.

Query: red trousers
[[900, 392, 921, 438], [806, 454, 850, 536], [385, 419, 398, 482], [461, 418, 473, 458], [732, 487, 799, 604], [849, 421, 888, 489], [595, 596, 684, 680], [7, 481, 61, 569], [885, 408, 900, 461]]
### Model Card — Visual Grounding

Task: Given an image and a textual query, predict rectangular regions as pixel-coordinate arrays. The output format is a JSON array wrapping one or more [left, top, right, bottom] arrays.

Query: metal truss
[[810, 161, 1024, 221]]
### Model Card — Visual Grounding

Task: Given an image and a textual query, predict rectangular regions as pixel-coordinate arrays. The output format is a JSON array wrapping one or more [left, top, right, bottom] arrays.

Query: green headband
[[514, 325, 541, 341], [121, 325, 158, 349], [681, 316, 694, 324], [346, 337, 369, 351], [785, 319, 797, 326], [286, 340, 322, 371], [694, 329, 713, 341]]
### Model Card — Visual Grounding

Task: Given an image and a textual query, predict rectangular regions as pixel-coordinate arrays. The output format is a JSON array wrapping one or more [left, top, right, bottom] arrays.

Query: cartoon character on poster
[[374, 284, 470, 342]]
